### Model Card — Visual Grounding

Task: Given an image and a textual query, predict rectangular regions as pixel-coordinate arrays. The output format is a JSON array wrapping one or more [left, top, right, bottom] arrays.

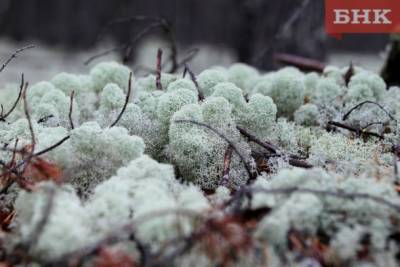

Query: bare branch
[[1, 135, 71, 180], [84, 46, 122, 66], [86, 16, 178, 70], [0, 73, 24, 121], [344, 61, 354, 86], [183, 64, 204, 100], [173, 120, 255, 181], [156, 49, 163, 90], [37, 115, 54, 124], [0, 45, 35, 73], [237, 126, 278, 154], [254, 0, 311, 65], [33, 136, 71, 158], [175, 48, 200, 70], [220, 145, 233, 187], [110, 72, 133, 127], [238, 126, 312, 168], [68, 91, 75, 130], [22, 82, 35, 151], [342, 100, 396, 122], [273, 53, 326, 73], [84, 22, 164, 65], [328, 121, 383, 139]]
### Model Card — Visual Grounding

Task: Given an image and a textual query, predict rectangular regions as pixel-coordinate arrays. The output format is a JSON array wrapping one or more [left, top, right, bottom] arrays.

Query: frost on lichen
[[67, 122, 145, 193], [252, 167, 400, 258], [89, 61, 132, 93], [169, 98, 253, 189], [14, 183, 90, 260], [197, 69, 227, 97], [4, 60, 400, 266], [251, 67, 305, 117], [87, 155, 209, 245]]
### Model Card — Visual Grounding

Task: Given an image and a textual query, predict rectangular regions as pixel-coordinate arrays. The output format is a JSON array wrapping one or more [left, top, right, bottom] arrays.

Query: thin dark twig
[[328, 121, 383, 139], [183, 64, 204, 100], [361, 121, 385, 131], [288, 158, 313, 169], [394, 153, 399, 182], [237, 126, 278, 154], [84, 21, 164, 65], [175, 48, 200, 70], [33, 136, 71, 158], [10, 138, 19, 165], [254, 0, 311, 64], [273, 53, 325, 73], [84, 46, 122, 66], [110, 72, 132, 127], [1, 135, 71, 179], [343, 101, 396, 122], [0, 139, 20, 195], [22, 82, 35, 150], [69, 91, 75, 130], [173, 120, 255, 181], [0, 45, 35, 73], [237, 126, 312, 168], [37, 115, 54, 124], [156, 49, 163, 90], [393, 145, 400, 182], [1, 74, 24, 120], [97, 15, 163, 40], [86, 15, 178, 70], [344, 61, 354, 86], [220, 145, 233, 187]]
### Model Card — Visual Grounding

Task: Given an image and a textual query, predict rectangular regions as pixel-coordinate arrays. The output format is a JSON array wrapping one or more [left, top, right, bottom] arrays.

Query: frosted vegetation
[[1, 60, 400, 267]]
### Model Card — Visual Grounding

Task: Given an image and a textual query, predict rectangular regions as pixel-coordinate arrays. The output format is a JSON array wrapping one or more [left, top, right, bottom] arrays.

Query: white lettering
[[373, 9, 391, 24], [351, 9, 371, 24], [334, 9, 350, 24]]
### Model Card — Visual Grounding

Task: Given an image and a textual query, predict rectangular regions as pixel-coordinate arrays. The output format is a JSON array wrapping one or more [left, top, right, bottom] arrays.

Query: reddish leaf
[[23, 158, 63, 184], [198, 214, 253, 265], [93, 247, 135, 267], [0, 210, 15, 231]]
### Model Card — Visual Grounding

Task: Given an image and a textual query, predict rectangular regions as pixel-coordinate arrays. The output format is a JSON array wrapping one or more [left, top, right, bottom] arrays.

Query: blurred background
[[0, 0, 392, 84]]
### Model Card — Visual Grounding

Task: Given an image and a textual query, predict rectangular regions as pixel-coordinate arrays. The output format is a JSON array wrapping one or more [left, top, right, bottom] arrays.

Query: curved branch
[[109, 72, 133, 127], [173, 120, 255, 181], [0, 45, 35, 73], [0, 74, 24, 120], [342, 100, 396, 122]]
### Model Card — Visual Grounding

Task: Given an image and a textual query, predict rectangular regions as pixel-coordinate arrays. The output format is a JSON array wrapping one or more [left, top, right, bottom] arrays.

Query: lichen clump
[[1, 61, 400, 267]]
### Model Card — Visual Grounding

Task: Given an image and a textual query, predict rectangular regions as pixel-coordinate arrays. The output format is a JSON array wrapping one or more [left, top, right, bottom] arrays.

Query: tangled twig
[[273, 53, 325, 73], [110, 72, 133, 127], [68, 91, 75, 130], [220, 145, 233, 187], [0, 44, 35, 73], [173, 120, 255, 181], [86, 16, 178, 72], [342, 100, 396, 122], [327, 121, 383, 139], [183, 64, 204, 100], [237, 126, 312, 168], [0, 74, 24, 121], [156, 49, 163, 90]]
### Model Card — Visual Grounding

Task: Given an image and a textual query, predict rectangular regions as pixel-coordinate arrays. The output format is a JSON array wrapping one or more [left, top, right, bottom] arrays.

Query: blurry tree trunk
[[381, 37, 400, 86], [0, 0, 326, 70]]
